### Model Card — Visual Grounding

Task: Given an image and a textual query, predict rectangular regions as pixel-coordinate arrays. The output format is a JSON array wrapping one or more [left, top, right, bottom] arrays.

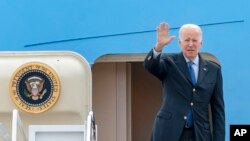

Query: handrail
[[86, 111, 97, 141], [12, 109, 27, 141]]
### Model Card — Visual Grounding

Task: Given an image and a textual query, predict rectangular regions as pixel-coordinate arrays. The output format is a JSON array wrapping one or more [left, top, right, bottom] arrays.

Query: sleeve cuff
[[153, 48, 161, 58]]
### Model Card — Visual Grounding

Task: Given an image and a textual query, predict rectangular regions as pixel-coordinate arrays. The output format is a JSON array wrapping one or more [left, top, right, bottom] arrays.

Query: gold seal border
[[9, 62, 61, 114]]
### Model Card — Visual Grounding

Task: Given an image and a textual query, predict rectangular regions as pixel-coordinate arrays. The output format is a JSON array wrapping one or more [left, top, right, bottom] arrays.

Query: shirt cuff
[[153, 48, 161, 58]]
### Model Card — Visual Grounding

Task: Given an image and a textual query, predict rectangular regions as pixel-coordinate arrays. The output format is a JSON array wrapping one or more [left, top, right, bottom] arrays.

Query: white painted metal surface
[[29, 125, 85, 141], [0, 51, 94, 141]]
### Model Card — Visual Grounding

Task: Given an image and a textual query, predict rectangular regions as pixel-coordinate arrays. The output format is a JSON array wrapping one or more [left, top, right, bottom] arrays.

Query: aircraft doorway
[[130, 62, 162, 141], [92, 55, 162, 141]]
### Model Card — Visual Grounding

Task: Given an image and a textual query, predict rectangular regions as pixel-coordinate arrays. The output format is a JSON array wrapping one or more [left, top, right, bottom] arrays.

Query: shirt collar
[[184, 54, 199, 66]]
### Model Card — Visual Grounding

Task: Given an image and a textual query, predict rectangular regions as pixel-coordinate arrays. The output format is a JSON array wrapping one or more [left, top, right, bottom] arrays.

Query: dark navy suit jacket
[[144, 49, 225, 141]]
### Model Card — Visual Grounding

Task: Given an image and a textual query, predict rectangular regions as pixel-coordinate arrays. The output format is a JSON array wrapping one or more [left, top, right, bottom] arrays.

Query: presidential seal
[[9, 62, 60, 114]]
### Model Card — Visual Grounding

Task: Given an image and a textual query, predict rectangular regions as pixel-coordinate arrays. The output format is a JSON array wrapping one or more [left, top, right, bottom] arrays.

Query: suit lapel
[[175, 53, 209, 86], [175, 53, 194, 86], [197, 55, 208, 85]]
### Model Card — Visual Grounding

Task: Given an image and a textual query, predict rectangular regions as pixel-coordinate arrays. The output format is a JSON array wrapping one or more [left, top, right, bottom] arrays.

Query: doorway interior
[[92, 54, 162, 141]]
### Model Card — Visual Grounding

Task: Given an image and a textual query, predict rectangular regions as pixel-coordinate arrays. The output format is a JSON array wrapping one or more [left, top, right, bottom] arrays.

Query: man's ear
[[178, 39, 182, 48]]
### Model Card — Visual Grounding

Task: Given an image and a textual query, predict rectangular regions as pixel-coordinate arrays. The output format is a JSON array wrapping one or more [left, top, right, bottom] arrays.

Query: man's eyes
[[185, 39, 197, 42]]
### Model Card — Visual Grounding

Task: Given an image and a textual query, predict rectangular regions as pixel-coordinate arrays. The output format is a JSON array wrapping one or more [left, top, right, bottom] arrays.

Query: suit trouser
[[179, 127, 195, 141]]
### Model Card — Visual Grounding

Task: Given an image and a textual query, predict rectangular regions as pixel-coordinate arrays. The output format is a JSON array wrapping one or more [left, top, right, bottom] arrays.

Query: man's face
[[179, 27, 202, 60]]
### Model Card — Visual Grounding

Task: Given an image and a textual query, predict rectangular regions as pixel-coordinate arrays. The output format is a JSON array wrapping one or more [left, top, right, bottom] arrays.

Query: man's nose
[[188, 41, 194, 46]]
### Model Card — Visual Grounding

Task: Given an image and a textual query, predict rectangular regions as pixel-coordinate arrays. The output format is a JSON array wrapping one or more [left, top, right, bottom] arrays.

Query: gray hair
[[179, 24, 203, 41]]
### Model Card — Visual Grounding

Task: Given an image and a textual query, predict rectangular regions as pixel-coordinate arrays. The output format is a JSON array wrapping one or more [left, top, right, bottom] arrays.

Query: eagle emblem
[[24, 76, 47, 100], [10, 62, 60, 113]]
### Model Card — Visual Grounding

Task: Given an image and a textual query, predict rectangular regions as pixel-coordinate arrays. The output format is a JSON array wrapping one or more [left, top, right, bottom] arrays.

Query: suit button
[[190, 102, 194, 106], [193, 88, 196, 92], [184, 116, 187, 120]]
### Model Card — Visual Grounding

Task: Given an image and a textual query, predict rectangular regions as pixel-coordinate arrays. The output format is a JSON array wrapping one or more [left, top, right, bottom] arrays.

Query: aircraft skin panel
[[0, 0, 249, 140], [0, 51, 92, 118]]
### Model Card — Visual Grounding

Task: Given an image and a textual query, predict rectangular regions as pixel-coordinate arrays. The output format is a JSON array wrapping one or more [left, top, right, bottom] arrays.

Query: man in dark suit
[[144, 22, 225, 141]]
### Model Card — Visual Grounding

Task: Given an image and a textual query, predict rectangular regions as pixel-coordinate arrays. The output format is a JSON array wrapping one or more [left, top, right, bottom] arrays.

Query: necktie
[[186, 61, 196, 127], [188, 61, 196, 85]]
